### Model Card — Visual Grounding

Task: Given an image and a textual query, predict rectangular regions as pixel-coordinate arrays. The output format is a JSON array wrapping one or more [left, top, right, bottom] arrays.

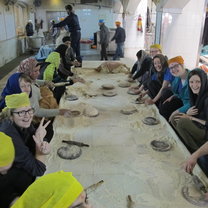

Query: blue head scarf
[[0, 73, 22, 110]]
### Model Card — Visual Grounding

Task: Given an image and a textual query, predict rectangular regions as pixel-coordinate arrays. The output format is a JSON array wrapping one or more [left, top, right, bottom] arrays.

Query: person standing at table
[[53, 4, 82, 65]]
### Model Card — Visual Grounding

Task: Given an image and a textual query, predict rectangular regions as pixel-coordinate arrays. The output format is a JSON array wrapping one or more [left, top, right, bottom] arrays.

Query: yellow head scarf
[[45, 52, 60, 70], [12, 171, 84, 208], [150, 44, 162, 51], [0, 132, 14, 167], [4, 92, 30, 110]]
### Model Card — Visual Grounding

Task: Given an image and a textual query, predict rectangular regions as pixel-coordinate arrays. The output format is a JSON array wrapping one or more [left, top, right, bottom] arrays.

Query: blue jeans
[[113, 42, 124, 60]]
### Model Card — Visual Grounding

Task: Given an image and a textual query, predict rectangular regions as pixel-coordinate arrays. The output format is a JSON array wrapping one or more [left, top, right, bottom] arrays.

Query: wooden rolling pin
[[54, 82, 69, 87], [62, 140, 90, 147], [85, 180, 104, 194]]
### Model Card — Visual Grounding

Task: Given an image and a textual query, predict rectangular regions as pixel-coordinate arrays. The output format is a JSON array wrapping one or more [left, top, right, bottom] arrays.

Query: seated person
[[171, 68, 208, 153], [0, 130, 36, 208], [55, 36, 81, 80], [12, 171, 93, 208], [183, 141, 208, 200], [0, 114, 45, 208], [149, 44, 163, 58], [18, 57, 72, 109], [0, 93, 50, 179], [129, 50, 152, 82], [0, 73, 30, 111], [130, 44, 163, 94], [136, 54, 174, 106], [37, 51, 61, 82], [0, 132, 14, 175], [158, 56, 190, 121]]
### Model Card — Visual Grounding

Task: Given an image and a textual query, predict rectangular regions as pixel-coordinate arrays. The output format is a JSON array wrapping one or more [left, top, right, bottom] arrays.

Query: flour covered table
[[46, 64, 208, 208]]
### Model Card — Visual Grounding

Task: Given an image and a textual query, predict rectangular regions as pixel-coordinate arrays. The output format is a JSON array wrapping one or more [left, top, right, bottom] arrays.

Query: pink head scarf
[[18, 57, 38, 76]]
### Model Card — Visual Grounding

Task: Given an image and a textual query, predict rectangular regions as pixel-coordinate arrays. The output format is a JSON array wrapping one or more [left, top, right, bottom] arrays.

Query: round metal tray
[[150, 140, 171, 152], [57, 145, 82, 160], [142, 117, 159, 125], [65, 95, 78, 101]]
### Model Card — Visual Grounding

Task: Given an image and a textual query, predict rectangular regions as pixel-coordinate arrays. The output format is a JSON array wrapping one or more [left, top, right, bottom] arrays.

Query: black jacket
[[132, 57, 153, 80], [54, 12, 81, 33], [0, 120, 46, 177], [111, 27, 126, 43]]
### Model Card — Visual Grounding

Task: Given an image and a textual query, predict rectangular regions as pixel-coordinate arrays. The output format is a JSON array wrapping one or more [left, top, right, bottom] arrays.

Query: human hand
[[145, 98, 154, 105], [44, 81, 55, 88], [168, 110, 180, 122], [182, 155, 198, 174], [187, 106, 198, 116], [39, 141, 50, 155], [172, 113, 191, 122], [33, 118, 50, 144], [72, 77, 85, 83], [73, 60, 81, 67], [163, 96, 173, 104], [33, 118, 50, 154]]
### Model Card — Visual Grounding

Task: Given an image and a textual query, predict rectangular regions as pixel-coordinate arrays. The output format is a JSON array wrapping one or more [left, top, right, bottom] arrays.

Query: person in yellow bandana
[[0, 93, 51, 208], [0, 132, 15, 175], [12, 171, 93, 208], [149, 44, 162, 58]]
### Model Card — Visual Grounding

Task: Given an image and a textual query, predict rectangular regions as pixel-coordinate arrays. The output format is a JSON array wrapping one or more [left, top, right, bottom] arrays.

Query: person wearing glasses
[[171, 68, 208, 153], [0, 93, 50, 207], [149, 44, 162, 58], [158, 56, 190, 121], [0, 93, 50, 177]]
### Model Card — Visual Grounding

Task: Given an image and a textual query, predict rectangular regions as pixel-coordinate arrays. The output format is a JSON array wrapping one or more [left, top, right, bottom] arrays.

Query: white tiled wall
[[160, 0, 206, 69]]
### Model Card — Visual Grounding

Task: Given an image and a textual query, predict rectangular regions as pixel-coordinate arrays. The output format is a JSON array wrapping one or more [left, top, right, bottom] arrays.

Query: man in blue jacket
[[53, 4, 82, 65], [111, 21, 126, 60]]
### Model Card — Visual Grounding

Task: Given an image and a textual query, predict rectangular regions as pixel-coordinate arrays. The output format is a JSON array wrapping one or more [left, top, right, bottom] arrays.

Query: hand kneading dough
[[120, 106, 137, 115], [84, 105, 99, 117]]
